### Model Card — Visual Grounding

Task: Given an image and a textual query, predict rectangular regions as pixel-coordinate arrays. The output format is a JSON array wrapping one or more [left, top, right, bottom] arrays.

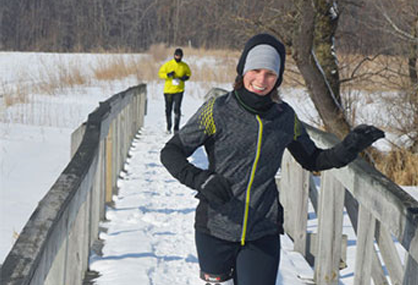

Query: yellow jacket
[[158, 59, 192, 94]]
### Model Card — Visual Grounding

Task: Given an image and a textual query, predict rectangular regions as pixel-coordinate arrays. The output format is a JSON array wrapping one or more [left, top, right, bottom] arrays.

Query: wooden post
[[345, 190, 389, 284], [354, 205, 376, 285], [315, 171, 345, 285], [279, 150, 309, 254], [112, 119, 118, 196], [403, 254, 418, 285], [279, 150, 295, 238], [375, 221, 404, 285], [292, 165, 310, 255], [105, 124, 113, 203]]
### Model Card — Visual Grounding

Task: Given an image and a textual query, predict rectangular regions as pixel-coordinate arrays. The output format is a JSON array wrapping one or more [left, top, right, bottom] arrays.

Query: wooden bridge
[[1, 86, 417, 285]]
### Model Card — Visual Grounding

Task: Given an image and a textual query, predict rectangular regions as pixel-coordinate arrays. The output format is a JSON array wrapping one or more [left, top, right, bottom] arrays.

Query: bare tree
[[368, 0, 418, 152]]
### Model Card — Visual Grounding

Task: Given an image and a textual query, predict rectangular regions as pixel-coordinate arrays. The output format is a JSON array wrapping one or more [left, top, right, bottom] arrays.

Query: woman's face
[[243, 69, 278, 96]]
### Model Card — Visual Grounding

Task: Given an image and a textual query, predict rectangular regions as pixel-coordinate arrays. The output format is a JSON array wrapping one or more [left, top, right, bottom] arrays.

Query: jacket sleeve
[[158, 61, 169, 79], [160, 98, 217, 189], [287, 116, 357, 172], [160, 135, 209, 190], [185, 63, 192, 78]]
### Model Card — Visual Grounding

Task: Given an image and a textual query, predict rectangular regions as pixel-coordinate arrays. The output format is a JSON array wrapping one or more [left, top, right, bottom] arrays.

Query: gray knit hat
[[237, 33, 286, 88], [243, 44, 281, 76]]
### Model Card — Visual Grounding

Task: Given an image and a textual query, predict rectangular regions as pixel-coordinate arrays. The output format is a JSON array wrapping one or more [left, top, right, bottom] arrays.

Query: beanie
[[243, 45, 281, 76], [174, 48, 183, 57], [237, 33, 286, 88]]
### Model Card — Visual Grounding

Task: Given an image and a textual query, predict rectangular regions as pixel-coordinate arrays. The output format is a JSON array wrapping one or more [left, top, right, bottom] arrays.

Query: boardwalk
[[88, 96, 311, 284]]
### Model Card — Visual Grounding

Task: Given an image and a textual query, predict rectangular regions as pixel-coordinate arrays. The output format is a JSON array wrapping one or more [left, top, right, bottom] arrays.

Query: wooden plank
[[305, 233, 347, 269], [370, 249, 390, 285], [292, 164, 310, 255], [279, 150, 310, 255], [105, 124, 113, 203], [279, 150, 296, 239], [375, 221, 404, 285], [354, 205, 376, 285], [403, 254, 418, 285], [315, 171, 345, 285], [345, 190, 389, 285]]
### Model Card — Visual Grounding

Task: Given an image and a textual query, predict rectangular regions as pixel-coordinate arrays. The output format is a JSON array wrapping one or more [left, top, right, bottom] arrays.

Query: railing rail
[[0, 84, 147, 285], [280, 123, 418, 285]]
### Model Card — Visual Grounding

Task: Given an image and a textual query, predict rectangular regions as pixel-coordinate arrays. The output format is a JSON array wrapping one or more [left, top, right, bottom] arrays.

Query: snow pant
[[164, 92, 183, 132], [195, 231, 281, 285]]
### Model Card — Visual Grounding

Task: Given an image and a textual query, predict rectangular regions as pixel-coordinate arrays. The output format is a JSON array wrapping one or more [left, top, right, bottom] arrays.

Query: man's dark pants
[[164, 92, 184, 132]]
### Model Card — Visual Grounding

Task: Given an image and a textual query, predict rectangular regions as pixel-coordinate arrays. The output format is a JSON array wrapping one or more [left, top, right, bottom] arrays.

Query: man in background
[[158, 48, 192, 134]]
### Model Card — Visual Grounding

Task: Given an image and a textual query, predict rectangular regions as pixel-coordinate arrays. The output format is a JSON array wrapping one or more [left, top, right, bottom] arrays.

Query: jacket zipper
[[240, 115, 263, 246]]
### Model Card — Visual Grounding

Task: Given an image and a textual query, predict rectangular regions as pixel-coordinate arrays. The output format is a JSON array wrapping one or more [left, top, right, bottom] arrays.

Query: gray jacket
[[161, 91, 354, 243]]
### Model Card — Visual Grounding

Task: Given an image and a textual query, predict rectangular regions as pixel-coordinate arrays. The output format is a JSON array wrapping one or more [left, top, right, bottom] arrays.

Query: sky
[[0, 51, 416, 284]]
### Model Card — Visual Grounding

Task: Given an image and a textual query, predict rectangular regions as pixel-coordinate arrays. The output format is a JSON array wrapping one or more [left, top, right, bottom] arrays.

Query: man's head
[[174, 48, 183, 62], [236, 34, 286, 89]]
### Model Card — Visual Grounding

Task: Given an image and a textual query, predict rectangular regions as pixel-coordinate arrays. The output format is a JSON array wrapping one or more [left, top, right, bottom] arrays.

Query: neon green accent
[[199, 98, 217, 135], [293, 113, 301, 140], [241, 115, 263, 246]]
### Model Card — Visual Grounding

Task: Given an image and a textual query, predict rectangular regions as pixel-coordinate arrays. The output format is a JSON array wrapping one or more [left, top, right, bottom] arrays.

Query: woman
[[160, 33, 384, 285]]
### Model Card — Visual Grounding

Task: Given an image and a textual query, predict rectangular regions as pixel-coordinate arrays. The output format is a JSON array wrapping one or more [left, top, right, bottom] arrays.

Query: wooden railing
[[280, 124, 418, 285], [0, 85, 147, 285]]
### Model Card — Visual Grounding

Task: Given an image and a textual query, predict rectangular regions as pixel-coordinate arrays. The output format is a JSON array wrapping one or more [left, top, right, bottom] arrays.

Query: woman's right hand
[[197, 173, 233, 206]]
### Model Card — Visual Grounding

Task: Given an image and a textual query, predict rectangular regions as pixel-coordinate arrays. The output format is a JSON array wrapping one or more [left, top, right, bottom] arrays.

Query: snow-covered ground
[[1, 51, 417, 284]]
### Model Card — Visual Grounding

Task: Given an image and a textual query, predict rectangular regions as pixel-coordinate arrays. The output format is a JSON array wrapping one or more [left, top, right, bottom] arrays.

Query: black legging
[[164, 92, 184, 132], [195, 231, 281, 285]]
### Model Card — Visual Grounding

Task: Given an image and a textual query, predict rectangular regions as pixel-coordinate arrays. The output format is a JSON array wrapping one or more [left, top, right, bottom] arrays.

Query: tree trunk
[[409, 16, 418, 153], [408, 17, 418, 87], [313, 0, 341, 104], [291, 0, 351, 140]]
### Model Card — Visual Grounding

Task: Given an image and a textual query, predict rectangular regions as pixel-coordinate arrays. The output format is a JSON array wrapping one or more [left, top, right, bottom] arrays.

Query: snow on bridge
[[88, 95, 314, 285]]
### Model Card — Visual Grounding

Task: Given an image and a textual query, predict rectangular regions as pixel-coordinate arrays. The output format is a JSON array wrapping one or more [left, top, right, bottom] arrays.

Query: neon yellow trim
[[293, 113, 301, 140], [198, 97, 217, 135], [241, 115, 263, 246]]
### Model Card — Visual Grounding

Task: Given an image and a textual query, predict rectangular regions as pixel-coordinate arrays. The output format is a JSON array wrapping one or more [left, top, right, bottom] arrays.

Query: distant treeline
[[0, 0, 414, 55]]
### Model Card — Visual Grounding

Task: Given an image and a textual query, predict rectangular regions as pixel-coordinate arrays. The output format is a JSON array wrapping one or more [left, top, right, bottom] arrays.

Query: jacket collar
[[224, 91, 284, 120]]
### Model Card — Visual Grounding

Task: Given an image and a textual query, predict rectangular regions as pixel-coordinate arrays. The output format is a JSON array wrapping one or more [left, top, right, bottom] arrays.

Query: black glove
[[180, 75, 189, 81], [167, 71, 175, 78], [342, 124, 385, 153], [196, 172, 233, 207]]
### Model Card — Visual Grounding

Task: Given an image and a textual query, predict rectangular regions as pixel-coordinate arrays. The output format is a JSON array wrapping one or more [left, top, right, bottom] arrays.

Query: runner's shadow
[[138, 206, 195, 215]]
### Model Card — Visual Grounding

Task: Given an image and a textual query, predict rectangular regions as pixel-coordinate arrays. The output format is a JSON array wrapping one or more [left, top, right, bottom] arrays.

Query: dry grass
[[1, 82, 30, 107], [92, 55, 141, 81], [188, 59, 237, 84], [375, 148, 418, 186], [37, 58, 88, 95]]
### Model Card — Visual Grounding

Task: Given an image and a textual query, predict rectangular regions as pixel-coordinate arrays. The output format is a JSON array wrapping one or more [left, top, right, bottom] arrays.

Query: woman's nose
[[256, 72, 268, 84]]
